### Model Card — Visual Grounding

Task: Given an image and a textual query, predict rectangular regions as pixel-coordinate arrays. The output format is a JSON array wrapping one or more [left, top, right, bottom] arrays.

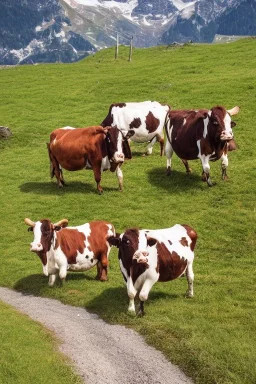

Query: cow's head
[[207, 106, 239, 142], [104, 126, 133, 162], [109, 229, 155, 268], [24, 218, 68, 275]]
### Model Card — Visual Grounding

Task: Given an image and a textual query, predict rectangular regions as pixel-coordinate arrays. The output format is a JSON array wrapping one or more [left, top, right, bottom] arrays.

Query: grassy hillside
[[0, 38, 256, 384]]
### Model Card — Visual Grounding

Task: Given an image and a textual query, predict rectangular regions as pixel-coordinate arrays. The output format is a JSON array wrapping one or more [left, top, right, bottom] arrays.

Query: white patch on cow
[[111, 104, 169, 144], [101, 156, 111, 171], [145, 225, 194, 262], [112, 130, 124, 162], [183, 118, 186, 126], [203, 116, 209, 138], [30, 221, 43, 252], [222, 113, 233, 139], [197, 139, 212, 174], [61, 126, 76, 130]]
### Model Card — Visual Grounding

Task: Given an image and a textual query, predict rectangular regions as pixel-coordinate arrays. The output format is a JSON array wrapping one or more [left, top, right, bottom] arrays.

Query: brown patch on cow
[[200, 137, 214, 156], [56, 228, 86, 264], [118, 228, 140, 279], [88, 221, 110, 270], [157, 242, 187, 282], [182, 225, 198, 251], [180, 237, 189, 247], [36, 251, 47, 266], [145, 111, 160, 133], [129, 118, 142, 129]]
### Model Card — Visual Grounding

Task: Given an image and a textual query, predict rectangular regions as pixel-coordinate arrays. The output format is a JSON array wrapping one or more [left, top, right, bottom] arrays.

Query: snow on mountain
[[0, 0, 255, 65]]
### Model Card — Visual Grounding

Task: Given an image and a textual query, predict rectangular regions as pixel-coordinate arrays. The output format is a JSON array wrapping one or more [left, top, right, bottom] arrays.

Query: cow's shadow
[[14, 272, 95, 296], [147, 167, 204, 193], [19, 181, 118, 195], [86, 286, 180, 318]]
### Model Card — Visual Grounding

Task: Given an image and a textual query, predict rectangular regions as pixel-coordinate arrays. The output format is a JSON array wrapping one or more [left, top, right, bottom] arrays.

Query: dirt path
[[0, 287, 193, 384]]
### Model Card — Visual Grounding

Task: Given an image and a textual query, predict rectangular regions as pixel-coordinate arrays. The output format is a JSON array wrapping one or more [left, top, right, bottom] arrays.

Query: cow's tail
[[46, 143, 54, 178], [164, 111, 172, 145]]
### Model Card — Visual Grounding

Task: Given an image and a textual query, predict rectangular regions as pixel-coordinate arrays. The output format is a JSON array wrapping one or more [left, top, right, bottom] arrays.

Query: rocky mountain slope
[[0, 0, 255, 65], [0, 0, 95, 65]]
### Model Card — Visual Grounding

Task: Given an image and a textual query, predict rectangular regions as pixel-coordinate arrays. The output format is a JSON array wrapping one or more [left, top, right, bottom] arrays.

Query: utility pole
[[115, 33, 119, 59], [129, 35, 133, 62]]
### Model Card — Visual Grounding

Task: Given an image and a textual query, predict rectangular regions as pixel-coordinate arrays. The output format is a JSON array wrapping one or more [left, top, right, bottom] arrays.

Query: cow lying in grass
[[25, 218, 116, 286], [109, 224, 197, 316]]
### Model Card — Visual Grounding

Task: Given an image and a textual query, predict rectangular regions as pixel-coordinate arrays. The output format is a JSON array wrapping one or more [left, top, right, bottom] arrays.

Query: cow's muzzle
[[112, 153, 125, 163], [220, 132, 233, 141], [133, 251, 149, 264], [30, 242, 43, 252]]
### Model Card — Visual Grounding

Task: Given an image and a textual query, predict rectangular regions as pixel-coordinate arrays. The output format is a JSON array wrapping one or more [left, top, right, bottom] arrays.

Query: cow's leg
[[116, 164, 123, 191], [200, 155, 214, 186], [221, 152, 229, 180], [47, 144, 65, 187], [165, 139, 174, 176], [181, 159, 192, 173], [127, 276, 137, 314], [92, 162, 103, 194], [58, 262, 68, 282], [155, 133, 165, 156], [48, 262, 58, 287], [185, 262, 194, 298], [137, 277, 158, 316], [145, 136, 157, 155], [98, 254, 108, 281], [48, 274, 57, 287]]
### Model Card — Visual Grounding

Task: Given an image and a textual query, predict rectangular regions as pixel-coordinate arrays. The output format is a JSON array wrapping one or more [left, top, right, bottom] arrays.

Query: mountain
[[0, 0, 96, 65], [61, 0, 256, 48], [0, 0, 255, 65]]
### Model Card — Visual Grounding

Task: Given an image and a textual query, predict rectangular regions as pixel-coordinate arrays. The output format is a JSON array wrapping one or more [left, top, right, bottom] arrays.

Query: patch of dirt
[[0, 287, 193, 384]]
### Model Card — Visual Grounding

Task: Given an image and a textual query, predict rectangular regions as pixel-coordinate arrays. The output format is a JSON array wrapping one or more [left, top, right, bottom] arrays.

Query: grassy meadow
[[0, 38, 256, 384]]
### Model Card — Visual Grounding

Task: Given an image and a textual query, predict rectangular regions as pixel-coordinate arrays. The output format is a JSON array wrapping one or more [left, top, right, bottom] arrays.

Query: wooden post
[[115, 33, 119, 59], [129, 36, 133, 62]]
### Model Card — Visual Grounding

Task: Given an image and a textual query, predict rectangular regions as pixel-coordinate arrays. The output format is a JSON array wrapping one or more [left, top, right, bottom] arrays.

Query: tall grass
[[0, 38, 256, 384]]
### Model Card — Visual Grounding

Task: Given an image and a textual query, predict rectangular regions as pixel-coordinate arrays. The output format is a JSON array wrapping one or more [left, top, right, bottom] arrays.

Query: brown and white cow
[[101, 101, 170, 156], [164, 106, 239, 186], [47, 125, 132, 194], [109, 224, 197, 316], [25, 218, 116, 286]]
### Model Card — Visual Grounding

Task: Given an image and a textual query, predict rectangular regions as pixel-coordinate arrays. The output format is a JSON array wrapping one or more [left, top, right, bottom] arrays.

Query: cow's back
[[49, 126, 106, 171]]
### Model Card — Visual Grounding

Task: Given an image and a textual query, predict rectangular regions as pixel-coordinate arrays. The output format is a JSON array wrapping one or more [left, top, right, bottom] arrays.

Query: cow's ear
[[54, 226, 62, 232], [147, 237, 157, 247], [126, 130, 135, 139], [196, 111, 208, 120], [108, 234, 121, 248], [231, 121, 236, 128], [27, 227, 33, 232]]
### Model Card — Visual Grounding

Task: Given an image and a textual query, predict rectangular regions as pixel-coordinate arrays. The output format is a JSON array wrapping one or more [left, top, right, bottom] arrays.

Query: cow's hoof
[[136, 310, 145, 317], [187, 168, 192, 174], [185, 292, 193, 298], [166, 167, 172, 176]]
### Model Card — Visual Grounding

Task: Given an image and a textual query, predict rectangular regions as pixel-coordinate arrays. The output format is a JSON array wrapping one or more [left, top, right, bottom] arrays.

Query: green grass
[[0, 38, 256, 384], [0, 301, 82, 384]]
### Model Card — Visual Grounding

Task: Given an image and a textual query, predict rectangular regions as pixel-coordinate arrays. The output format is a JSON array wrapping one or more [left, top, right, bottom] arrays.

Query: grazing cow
[[109, 224, 197, 316], [101, 101, 170, 155], [164, 106, 239, 186], [25, 218, 116, 286], [47, 125, 132, 194]]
